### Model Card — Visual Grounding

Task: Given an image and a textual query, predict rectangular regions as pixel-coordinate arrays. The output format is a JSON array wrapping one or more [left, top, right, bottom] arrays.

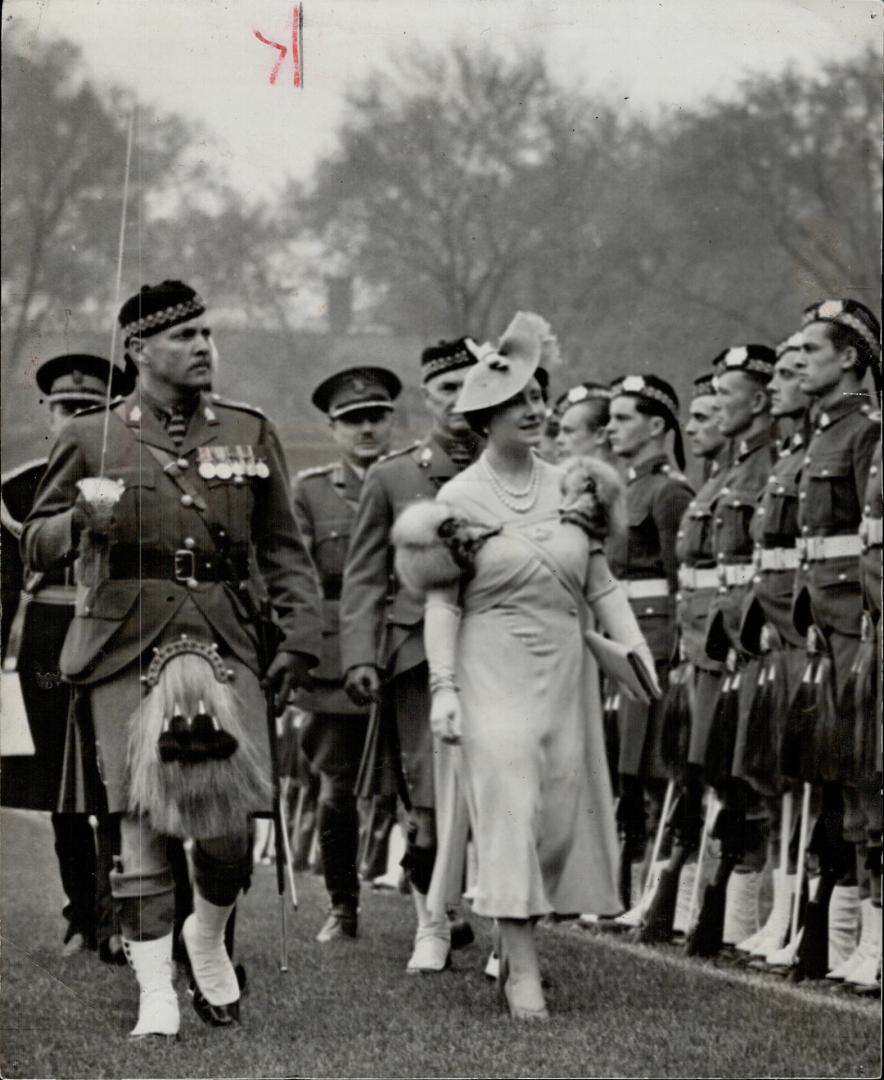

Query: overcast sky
[[6, 0, 881, 199]]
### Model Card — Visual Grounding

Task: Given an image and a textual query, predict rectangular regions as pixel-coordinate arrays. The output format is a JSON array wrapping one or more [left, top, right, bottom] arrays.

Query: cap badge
[[71, 369, 84, 386], [567, 385, 589, 404], [818, 300, 844, 319], [725, 347, 749, 367], [622, 375, 646, 393]]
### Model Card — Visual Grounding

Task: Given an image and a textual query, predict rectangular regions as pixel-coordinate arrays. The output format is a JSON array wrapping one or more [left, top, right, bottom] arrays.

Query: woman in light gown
[[404, 314, 652, 1020]]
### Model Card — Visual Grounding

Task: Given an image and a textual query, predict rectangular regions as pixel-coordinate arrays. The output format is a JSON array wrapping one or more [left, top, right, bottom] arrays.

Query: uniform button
[[83, 606, 91, 616], [177, 457, 189, 469], [777, 487, 785, 494], [717, 552, 724, 559], [838, 573, 846, 581], [330, 530, 338, 538], [677, 531, 684, 539], [233, 475, 244, 486], [799, 493, 806, 500], [821, 469, 829, 477], [181, 494, 194, 507], [186, 577, 199, 589], [757, 508, 765, 516], [644, 607, 654, 615], [871, 466, 879, 477], [715, 518, 723, 526], [183, 537, 196, 550], [802, 526, 809, 534]]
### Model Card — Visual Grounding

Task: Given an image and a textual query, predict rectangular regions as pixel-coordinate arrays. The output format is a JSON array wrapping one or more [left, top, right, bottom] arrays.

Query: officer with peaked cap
[[22, 280, 322, 1039], [340, 337, 481, 973], [601, 374, 693, 928], [787, 299, 881, 982], [291, 365, 401, 944], [2, 353, 134, 961], [687, 344, 777, 958], [639, 370, 732, 943]]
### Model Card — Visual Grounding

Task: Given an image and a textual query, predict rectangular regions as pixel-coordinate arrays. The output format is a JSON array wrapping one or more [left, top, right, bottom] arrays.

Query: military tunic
[[859, 438, 882, 780], [341, 435, 476, 805], [607, 453, 693, 778], [291, 460, 369, 775], [675, 449, 731, 768], [703, 427, 774, 782], [22, 391, 322, 814]]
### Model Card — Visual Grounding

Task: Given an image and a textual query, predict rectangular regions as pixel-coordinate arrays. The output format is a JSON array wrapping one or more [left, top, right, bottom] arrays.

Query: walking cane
[[278, 775, 299, 910]]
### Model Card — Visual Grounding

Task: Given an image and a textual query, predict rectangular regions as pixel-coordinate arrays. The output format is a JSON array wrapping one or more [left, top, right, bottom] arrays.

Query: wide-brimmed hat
[[454, 312, 545, 414]]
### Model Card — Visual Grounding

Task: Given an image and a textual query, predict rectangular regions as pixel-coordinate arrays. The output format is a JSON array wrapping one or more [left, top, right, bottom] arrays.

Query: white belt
[[718, 563, 755, 588], [862, 516, 882, 548], [677, 566, 720, 591], [622, 578, 670, 600], [796, 534, 863, 562], [754, 546, 800, 572]]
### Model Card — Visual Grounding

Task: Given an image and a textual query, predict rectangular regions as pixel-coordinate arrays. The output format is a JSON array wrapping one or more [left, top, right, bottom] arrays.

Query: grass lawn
[[1, 808, 879, 1079]]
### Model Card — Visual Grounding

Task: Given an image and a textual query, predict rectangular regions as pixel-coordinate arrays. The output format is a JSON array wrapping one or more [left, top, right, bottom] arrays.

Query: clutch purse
[[583, 629, 661, 705]]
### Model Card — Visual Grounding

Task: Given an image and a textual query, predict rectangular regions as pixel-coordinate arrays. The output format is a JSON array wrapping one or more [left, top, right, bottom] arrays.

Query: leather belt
[[718, 563, 755, 588], [107, 547, 250, 584], [862, 516, 882, 548], [677, 566, 719, 591], [796, 534, 862, 562], [754, 546, 800, 572], [622, 578, 669, 600]]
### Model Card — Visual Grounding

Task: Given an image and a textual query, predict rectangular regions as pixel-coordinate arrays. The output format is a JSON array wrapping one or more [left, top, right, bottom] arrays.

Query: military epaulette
[[657, 462, 691, 487], [295, 463, 335, 480], [376, 441, 421, 465], [210, 394, 267, 419]]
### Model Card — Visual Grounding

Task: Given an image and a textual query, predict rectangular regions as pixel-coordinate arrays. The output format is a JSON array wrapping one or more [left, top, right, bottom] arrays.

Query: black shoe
[[316, 906, 358, 943], [448, 918, 475, 951], [189, 983, 240, 1027]]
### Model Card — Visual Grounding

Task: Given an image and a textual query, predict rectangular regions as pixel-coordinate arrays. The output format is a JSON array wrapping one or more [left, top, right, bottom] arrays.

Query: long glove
[[589, 579, 660, 698], [424, 589, 463, 744]]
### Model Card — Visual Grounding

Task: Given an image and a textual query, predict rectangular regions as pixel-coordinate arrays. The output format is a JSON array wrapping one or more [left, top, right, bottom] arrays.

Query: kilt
[[61, 603, 271, 818]]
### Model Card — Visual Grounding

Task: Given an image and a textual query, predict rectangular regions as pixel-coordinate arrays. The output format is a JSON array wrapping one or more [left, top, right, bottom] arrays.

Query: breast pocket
[[764, 474, 799, 541], [803, 452, 851, 531], [313, 519, 352, 592], [108, 467, 158, 545], [715, 492, 755, 559], [206, 475, 256, 540]]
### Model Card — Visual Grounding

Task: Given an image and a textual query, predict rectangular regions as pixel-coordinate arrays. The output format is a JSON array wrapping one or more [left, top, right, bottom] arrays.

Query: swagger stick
[[98, 109, 136, 479]]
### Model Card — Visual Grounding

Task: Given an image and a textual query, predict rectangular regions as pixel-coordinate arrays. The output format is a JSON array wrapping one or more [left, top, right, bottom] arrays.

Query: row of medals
[[195, 445, 270, 481]]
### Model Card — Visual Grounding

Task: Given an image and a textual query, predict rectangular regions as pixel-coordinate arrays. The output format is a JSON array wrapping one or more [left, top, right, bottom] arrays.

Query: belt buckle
[[806, 536, 823, 561], [174, 549, 196, 582], [795, 538, 807, 562]]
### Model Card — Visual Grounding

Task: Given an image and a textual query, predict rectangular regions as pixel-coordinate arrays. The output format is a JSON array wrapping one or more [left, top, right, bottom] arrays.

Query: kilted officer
[[2, 353, 133, 960], [291, 365, 401, 943], [341, 337, 481, 973], [22, 281, 322, 1039], [688, 344, 776, 957], [604, 374, 693, 924], [789, 299, 880, 981]]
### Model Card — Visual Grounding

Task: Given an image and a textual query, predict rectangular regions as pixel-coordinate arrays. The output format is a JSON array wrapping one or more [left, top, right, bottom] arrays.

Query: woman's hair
[[463, 367, 549, 436]]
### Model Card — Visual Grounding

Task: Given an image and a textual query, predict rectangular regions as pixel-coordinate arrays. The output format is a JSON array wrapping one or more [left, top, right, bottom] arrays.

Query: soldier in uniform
[[732, 333, 812, 964], [2, 353, 134, 960], [602, 374, 693, 925], [638, 370, 731, 942], [22, 281, 322, 1039], [291, 365, 401, 943], [687, 344, 777, 957], [789, 299, 880, 981], [340, 337, 480, 973], [553, 382, 613, 464]]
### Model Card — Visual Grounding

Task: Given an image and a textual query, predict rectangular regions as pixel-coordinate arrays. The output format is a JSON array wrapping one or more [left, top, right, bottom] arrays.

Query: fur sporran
[[126, 651, 271, 838]]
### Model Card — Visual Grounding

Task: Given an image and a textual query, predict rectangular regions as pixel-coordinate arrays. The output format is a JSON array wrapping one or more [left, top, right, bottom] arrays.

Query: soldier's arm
[[21, 431, 87, 573], [290, 476, 316, 556], [851, 418, 879, 505], [653, 480, 694, 591], [253, 419, 322, 664], [340, 464, 392, 671]]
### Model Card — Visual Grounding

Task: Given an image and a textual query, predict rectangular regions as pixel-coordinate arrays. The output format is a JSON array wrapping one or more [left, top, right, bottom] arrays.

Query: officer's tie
[[166, 410, 188, 447]]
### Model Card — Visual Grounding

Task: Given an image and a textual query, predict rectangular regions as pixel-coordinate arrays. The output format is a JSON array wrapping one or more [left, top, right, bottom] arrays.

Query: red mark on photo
[[255, 4, 303, 88]]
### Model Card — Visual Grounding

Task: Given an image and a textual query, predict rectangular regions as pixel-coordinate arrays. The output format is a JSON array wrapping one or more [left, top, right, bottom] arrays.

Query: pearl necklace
[[481, 453, 540, 513]]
